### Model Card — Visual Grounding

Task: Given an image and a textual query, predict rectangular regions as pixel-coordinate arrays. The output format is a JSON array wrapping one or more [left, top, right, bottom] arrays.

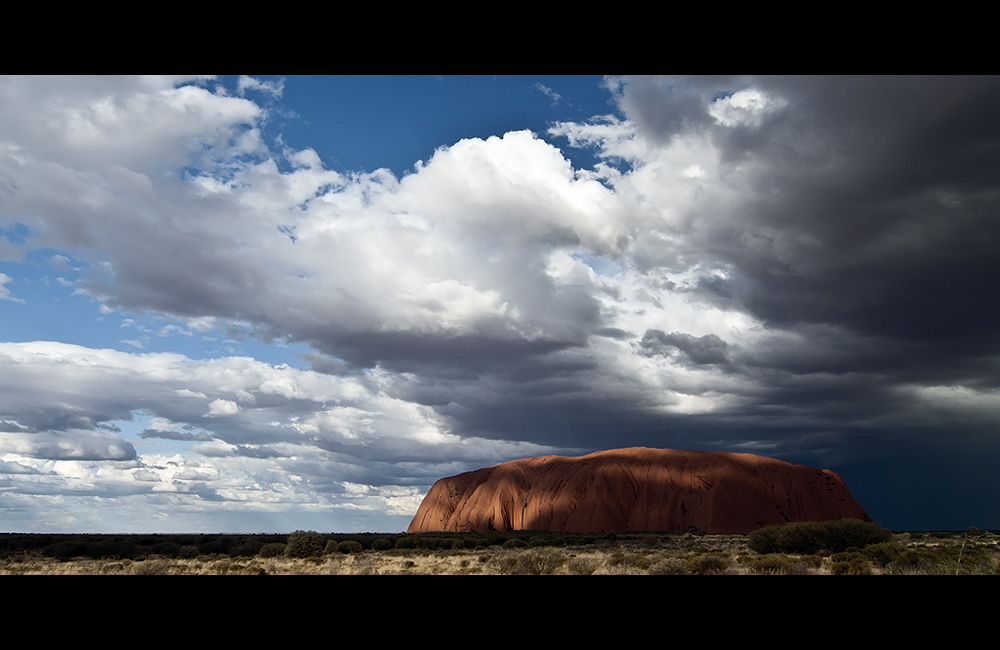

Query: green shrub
[[149, 542, 181, 557], [748, 519, 892, 555], [685, 552, 732, 575], [566, 557, 601, 575], [827, 550, 871, 575], [284, 530, 325, 558], [258, 542, 286, 558], [394, 536, 417, 549], [607, 551, 654, 570], [829, 550, 864, 563], [131, 559, 171, 575], [229, 540, 264, 557], [420, 536, 462, 550], [829, 558, 872, 575], [738, 553, 810, 575], [886, 548, 933, 572], [516, 548, 563, 575], [178, 545, 199, 559], [502, 538, 528, 549], [337, 540, 363, 554], [486, 548, 564, 575], [648, 558, 688, 575], [488, 553, 521, 575], [862, 541, 904, 567], [47, 541, 88, 561]]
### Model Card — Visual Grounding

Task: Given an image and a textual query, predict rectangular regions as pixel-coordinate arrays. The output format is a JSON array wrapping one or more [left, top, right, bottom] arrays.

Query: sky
[[1, 75, 999, 533]]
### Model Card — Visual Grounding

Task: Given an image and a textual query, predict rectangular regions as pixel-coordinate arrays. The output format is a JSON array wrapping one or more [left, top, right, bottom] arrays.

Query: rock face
[[407, 447, 873, 534]]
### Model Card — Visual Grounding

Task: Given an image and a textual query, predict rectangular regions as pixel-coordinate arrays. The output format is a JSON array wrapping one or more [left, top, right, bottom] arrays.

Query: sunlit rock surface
[[408, 447, 873, 534]]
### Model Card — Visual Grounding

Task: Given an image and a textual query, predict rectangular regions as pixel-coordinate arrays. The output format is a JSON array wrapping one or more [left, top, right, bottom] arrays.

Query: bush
[[394, 536, 417, 550], [488, 553, 521, 575], [648, 558, 688, 575], [566, 557, 601, 575], [149, 542, 181, 557], [46, 541, 88, 561], [229, 540, 264, 557], [284, 531, 325, 558], [516, 548, 563, 575], [862, 541, 904, 567], [258, 543, 286, 558], [337, 540, 363, 554], [607, 551, 654, 571], [739, 553, 810, 575], [131, 559, 171, 575], [748, 519, 892, 555], [829, 553, 872, 575], [488, 548, 564, 575], [178, 545, 199, 559], [421, 537, 452, 550], [685, 552, 732, 575]]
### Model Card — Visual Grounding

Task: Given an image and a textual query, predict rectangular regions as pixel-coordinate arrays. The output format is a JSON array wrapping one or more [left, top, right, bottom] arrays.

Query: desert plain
[[1, 526, 995, 575]]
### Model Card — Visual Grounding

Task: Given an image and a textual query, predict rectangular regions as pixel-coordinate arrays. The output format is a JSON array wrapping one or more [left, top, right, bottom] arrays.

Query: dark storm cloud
[[586, 79, 1000, 508], [640, 330, 730, 366], [611, 75, 747, 143], [619, 76, 1000, 350], [305, 330, 584, 377]]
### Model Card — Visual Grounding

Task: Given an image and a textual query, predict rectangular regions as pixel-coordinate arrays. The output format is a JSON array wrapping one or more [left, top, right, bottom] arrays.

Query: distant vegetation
[[747, 519, 893, 554], [0, 522, 996, 574]]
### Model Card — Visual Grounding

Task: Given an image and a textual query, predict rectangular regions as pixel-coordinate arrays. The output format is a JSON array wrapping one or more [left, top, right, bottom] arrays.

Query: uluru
[[407, 447, 873, 535]]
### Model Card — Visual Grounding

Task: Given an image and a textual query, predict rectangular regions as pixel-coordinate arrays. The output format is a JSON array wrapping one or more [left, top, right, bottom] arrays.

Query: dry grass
[[2, 531, 996, 574]]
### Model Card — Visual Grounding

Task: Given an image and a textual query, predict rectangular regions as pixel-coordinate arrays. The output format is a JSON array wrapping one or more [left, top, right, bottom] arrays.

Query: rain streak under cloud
[[1, 75, 999, 532]]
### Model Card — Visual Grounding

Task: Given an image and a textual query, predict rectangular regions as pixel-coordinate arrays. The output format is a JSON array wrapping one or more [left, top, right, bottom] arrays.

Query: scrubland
[[1, 523, 995, 575]]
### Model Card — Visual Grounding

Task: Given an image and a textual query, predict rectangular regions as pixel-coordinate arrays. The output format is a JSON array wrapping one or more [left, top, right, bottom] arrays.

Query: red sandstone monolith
[[407, 447, 873, 534]]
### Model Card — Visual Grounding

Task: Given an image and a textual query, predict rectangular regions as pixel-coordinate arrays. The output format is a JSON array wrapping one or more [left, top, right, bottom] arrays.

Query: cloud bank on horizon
[[1, 75, 999, 532]]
